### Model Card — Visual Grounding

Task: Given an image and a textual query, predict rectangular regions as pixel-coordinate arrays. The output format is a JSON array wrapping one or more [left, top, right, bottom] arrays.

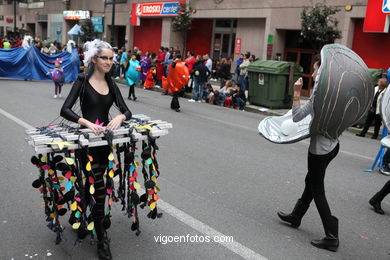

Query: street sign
[[56, 27, 62, 35], [234, 38, 241, 55], [364, 0, 390, 32]]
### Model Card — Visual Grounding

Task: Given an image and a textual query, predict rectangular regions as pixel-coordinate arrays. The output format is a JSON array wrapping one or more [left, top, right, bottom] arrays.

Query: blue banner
[[0, 46, 80, 82]]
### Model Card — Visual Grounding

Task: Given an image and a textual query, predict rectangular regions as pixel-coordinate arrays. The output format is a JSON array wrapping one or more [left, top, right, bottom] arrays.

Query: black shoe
[[311, 237, 339, 252], [371, 135, 378, 139], [161, 92, 167, 95], [311, 216, 339, 252], [97, 233, 112, 260], [369, 198, 385, 214], [277, 199, 309, 228], [133, 97, 137, 101], [175, 108, 180, 112], [356, 133, 365, 137], [128, 97, 132, 100]]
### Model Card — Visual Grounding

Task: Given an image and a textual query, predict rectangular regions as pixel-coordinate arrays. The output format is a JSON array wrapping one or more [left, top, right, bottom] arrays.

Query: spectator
[[234, 54, 244, 82], [156, 46, 166, 87], [204, 54, 212, 77], [140, 51, 150, 84], [48, 43, 58, 55], [189, 56, 210, 103], [217, 58, 232, 89], [219, 80, 234, 105], [185, 50, 196, 92], [115, 49, 123, 79], [3, 39, 11, 49], [120, 48, 129, 79], [239, 53, 250, 96], [232, 83, 246, 110], [356, 78, 388, 139]]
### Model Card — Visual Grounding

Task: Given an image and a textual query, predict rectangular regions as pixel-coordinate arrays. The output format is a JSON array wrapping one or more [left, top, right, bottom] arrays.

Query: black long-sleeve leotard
[[61, 74, 132, 125]]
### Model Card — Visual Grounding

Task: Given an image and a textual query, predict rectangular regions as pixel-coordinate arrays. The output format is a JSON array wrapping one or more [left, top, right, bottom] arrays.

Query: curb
[[114, 79, 375, 137]]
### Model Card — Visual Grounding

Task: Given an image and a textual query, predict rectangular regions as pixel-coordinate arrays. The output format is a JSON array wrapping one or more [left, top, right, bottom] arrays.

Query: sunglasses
[[96, 55, 114, 62]]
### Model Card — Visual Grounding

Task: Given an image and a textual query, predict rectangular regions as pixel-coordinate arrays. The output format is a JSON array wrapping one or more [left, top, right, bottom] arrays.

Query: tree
[[79, 19, 98, 43], [300, 4, 341, 51], [171, 4, 193, 55]]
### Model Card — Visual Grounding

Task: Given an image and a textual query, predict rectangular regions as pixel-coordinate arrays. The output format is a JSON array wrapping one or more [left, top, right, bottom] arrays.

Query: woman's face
[[92, 49, 114, 73]]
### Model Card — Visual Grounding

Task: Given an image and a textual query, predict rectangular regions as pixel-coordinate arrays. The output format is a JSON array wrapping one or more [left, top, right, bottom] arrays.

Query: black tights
[[90, 163, 107, 242], [128, 84, 136, 99], [170, 91, 180, 109], [82, 147, 109, 243], [300, 144, 339, 224]]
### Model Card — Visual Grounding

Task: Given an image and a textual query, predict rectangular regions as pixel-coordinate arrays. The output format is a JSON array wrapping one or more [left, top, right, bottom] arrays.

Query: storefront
[[131, 0, 185, 54], [62, 10, 91, 43], [351, 0, 390, 70], [49, 14, 63, 43]]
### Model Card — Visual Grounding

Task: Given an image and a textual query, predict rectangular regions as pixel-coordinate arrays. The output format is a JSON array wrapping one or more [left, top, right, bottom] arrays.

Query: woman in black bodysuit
[[61, 40, 131, 260]]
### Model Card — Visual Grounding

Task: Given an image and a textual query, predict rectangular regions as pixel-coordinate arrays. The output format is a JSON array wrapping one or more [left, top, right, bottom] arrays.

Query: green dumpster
[[248, 60, 303, 109], [368, 68, 385, 85]]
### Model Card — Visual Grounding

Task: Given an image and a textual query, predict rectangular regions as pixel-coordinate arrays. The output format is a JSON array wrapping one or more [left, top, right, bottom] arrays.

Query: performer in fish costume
[[162, 54, 189, 112], [258, 44, 374, 252], [125, 55, 141, 101]]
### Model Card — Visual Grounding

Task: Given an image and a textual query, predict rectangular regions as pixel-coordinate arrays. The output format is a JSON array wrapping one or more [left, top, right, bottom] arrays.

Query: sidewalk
[[115, 78, 374, 137]]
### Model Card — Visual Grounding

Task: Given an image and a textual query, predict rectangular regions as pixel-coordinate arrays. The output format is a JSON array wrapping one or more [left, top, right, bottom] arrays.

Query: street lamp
[[13, 0, 17, 33], [110, 0, 115, 46]]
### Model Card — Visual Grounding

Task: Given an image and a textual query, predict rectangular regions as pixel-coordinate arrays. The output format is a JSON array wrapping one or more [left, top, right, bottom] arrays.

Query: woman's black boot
[[277, 199, 309, 228], [97, 231, 112, 260], [311, 216, 339, 252]]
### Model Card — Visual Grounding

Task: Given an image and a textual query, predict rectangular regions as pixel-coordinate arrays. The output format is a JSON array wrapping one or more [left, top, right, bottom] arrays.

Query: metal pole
[[110, 0, 115, 46], [13, 0, 17, 33]]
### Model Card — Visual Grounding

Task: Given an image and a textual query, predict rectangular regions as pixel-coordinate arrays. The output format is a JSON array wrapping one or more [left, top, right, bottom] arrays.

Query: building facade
[[0, 0, 389, 94]]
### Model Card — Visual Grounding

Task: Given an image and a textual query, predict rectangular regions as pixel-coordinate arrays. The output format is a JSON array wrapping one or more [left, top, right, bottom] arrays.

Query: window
[[216, 19, 231, 28], [105, 0, 127, 3]]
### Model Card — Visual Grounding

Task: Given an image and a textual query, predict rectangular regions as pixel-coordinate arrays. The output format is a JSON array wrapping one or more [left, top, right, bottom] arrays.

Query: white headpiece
[[83, 39, 112, 67], [22, 35, 33, 49], [66, 40, 76, 53]]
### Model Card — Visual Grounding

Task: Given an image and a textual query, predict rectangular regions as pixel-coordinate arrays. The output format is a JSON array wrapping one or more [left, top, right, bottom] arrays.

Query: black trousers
[[372, 180, 390, 202], [360, 111, 381, 137], [300, 143, 339, 226], [54, 82, 63, 95], [170, 91, 180, 110]]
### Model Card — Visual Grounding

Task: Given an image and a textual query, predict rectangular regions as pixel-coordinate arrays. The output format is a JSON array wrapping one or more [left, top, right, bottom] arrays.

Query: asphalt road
[[0, 79, 389, 260]]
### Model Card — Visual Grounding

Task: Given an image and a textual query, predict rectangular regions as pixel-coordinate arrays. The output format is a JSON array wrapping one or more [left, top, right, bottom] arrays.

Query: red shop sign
[[364, 0, 390, 32], [234, 38, 242, 55], [131, 0, 185, 26], [6, 17, 13, 23]]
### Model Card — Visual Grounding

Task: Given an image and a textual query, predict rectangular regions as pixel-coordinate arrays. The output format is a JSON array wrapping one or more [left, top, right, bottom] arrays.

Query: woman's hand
[[86, 121, 104, 136], [294, 77, 303, 96], [106, 115, 125, 131]]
